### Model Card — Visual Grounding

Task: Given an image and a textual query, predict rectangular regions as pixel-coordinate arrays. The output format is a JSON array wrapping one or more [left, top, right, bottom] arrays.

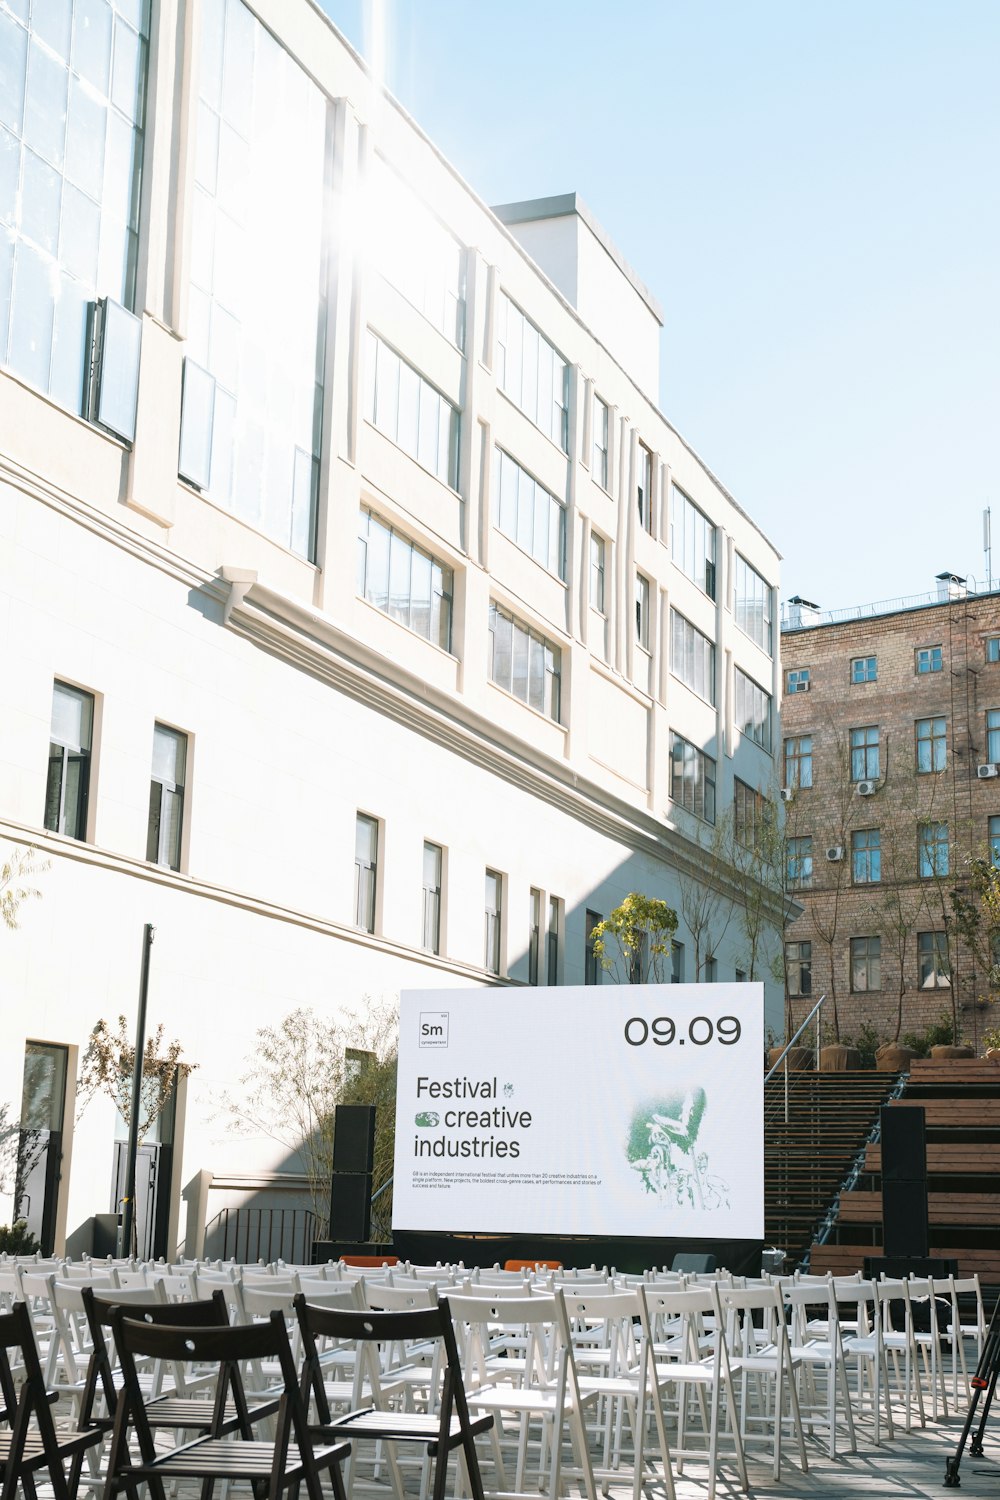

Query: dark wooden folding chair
[[0, 1298, 104, 1500], [105, 1308, 349, 1500], [294, 1294, 493, 1500], [78, 1284, 284, 1496]]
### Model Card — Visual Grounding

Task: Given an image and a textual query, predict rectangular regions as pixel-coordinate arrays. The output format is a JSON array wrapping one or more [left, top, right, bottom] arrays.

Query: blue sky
[[318, 1, 1000, 614]]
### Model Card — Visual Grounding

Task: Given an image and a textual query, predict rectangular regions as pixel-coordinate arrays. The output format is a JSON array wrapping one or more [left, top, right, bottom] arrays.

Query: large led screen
[[392, 984, 764, 1239]]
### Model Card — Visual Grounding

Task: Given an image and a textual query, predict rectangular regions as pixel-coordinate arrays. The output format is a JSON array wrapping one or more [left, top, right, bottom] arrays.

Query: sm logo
[[419, 1011, 449, 1047]]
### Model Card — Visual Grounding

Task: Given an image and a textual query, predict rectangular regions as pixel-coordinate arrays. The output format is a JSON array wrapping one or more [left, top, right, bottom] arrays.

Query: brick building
[[780, 577, 1000, 1047]]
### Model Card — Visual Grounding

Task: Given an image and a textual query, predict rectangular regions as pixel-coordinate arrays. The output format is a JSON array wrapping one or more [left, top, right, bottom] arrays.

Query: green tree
[[77, 1017, 193, 1147], [590, 893, 678, 984], [0, 845, 46, 930], [951, 854, 1000, 1006]]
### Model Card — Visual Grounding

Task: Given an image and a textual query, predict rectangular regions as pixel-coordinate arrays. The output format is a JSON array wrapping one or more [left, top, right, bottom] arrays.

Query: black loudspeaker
[[333, 1105, 376, 1174], [879, 1105, 929, 1257], [329, 1173, 372, 1241], [879, 1106, 927, 1183], [670, 1252, 717, 1274], [882, 1179, 930, 1257]]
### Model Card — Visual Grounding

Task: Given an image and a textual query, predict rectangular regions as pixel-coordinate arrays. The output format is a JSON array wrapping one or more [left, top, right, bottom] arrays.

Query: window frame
[[918, 821, 950, 879], [484, 868, 504, 975], [589, 533, 607, 614], [986, 709, 1000, 764], [496, 291, 569, 452], [849, 725, 880, 782], [592, 394, 610, 490], [546, 896, 561, 985], [783, 735, 813, 790], [851, 656, 878, 683], [670, 485, 717, 600], [637, 443, 653, 534], [354, 813, 379, 934], [487, 601, 562, 722], [850, 935, 882, 993], [147, 723, 187, 871], [421, 840, 443, 955], [357, 507, 454, 653], [635, 572, 651, 651], [915, 715, 947, 774], [365, 330, 460, 490], [585, 909, 602, 986], [735, 667, 773, 753], [669, 731, 717, 825], [670, 608, 716, 706], [786, 940, 812, 998], [45, 681, 95, 842], [786, 669, 810, 694], [918, 930, 951, 989], [787, 836, 813, 890], [492, 447, 566, 580], [733, 553, 774, 656], [916, 645, 943, 674], [851, 828, 881, 885], [987, 637, 1000, 664]]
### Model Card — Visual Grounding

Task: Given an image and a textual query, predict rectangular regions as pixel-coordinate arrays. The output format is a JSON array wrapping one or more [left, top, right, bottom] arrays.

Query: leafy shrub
[[901, 1011, 956, 1057], [0, 1219, 39, 1254]]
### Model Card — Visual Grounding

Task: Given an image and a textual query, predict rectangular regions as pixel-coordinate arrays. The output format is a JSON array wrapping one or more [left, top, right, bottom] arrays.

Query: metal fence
[[205, 1207, 318, 1265]]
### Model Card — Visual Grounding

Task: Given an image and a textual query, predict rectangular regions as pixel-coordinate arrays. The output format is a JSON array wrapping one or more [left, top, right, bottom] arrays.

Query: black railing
[[205, 1207, 318, 1265]]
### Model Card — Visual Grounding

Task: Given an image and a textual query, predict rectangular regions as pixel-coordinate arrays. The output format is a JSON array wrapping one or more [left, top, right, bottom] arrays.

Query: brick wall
[[781, 590, 1000, 1048]]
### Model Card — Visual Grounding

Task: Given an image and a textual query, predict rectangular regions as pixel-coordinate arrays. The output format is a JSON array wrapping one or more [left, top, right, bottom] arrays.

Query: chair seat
[[467, 1382, 596, 1415], [0, 1426, 104, 1471], [128, 1436, 351, 1481], [144, 1394, 282, 1427], [316, 1407, 494, 1446]]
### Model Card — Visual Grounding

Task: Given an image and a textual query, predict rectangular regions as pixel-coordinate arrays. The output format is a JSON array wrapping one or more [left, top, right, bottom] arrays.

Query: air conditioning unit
[[856, 779, 878, 796], [779, 787, 794, 803], [826, 846, 844, 862], [977, 763, 998, 780]]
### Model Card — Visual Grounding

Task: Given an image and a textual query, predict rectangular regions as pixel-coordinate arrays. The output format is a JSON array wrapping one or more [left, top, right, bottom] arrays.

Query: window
[[635, 573, 651, 650], [735, 968, 747, 983], [670, 609, 716, 705], [488, 603, 561, 721], [986, 709, 1000, 764], [734, 778, 769, 848], [852, 656, 878, 683], [703, 955, 718, 983], [357, 509, 453, 651], [354, 814, 378, 933], [44, 682, 93, 840], [916, 645, 943, 674], [585, 910, 602, 985], [850, 936, 881, 992], [368, 155, 465, 346], [787, 836, 813, 889], [851, 828, 881, 884], [589, 533, 606, 613], [919, 822, 949, 878], [669, 732, 717, 824], [786, 941, 812, 998], [528, 887, 542, 985], [365, 332, 459, 488], [916, 716, 947, 773], [147, 725, 186, 870], [190, 0, 326, 556], [637, 444, 653, 533], [990, 815, 1000, 867], [733, 554, 773, 655], [671, 941, 684, 984], [786, 669, 810, 694], [670, 486, 716, 599], [592, 395, 609, 488], [918, 931, 950, 989], [492, 448, 565, 578], [546, 897, 561, 985], [850, 725, 880, 781], [496, 291, 569, 451], [987, 637, 1000, 664], [484, 869, 503, 974], [735, 669, 772, 752], [344, 1047, 374, 1085], [421, 842, 442, 955], [0, 0, 148, 413], [784, 735, 813, 789]]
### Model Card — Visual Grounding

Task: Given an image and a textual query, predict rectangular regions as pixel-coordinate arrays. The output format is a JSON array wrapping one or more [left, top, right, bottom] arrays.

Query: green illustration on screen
[[626, 1087, 730, 1209]]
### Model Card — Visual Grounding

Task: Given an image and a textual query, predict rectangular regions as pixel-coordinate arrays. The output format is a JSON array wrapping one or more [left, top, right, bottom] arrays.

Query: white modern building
[[0, 0, 783, 1258]]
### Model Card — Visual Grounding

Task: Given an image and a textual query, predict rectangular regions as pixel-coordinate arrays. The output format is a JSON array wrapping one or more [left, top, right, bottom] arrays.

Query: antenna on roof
[[985, 507, 993, 591]]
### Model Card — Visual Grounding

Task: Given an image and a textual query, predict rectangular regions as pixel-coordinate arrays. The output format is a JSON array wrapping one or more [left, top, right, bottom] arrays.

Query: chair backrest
[[80, 1285, 226, 1427], [457, 1278, 533, 1298], [366, 1280, 439, 1311], [0, 1300, 67, 1470]]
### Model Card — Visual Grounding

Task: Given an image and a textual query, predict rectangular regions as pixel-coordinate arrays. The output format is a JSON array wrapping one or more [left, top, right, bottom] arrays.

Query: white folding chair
[[717, 1281, 808, 1482]]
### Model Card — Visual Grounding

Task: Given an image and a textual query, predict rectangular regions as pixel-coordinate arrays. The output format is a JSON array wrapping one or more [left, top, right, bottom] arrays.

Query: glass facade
[[669, 731, 716, 824], [364, 330, 459, 488], [670, 486, 716, 598], [670, 608, 716, 705], [488, 602, 560, 721], [0, 0, 147, 407], [492, 447, 565, 578], [735, 667, 772, 752], [190, 0, 327, 555], [357, 507, 453, 652], [368, 154, 465, 346], [496, 291, 569, 451], [733, 554, 773, 654]]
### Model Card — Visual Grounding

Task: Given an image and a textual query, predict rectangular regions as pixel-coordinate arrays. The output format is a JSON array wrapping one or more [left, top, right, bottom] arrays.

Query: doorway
[[14, 1043, 68, 1255]]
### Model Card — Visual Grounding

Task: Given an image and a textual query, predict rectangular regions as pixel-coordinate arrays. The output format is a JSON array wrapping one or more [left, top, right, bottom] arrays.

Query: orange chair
[[503, 1258, 563, 1272], [341, 1254, 400, 1268]]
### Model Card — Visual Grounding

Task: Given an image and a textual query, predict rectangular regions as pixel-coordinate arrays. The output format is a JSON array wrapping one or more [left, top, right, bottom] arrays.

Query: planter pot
[[929, 1044, 975, 1059], [767, 1045, 814, 1072], [985, 1049, 1000, 1062], [820, 1044, 861, 1072], [875, 1043, 917, 1071]]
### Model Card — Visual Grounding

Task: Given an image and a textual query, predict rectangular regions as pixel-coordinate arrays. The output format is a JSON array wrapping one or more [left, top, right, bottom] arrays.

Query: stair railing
[[764, 993, 827, 1124]]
